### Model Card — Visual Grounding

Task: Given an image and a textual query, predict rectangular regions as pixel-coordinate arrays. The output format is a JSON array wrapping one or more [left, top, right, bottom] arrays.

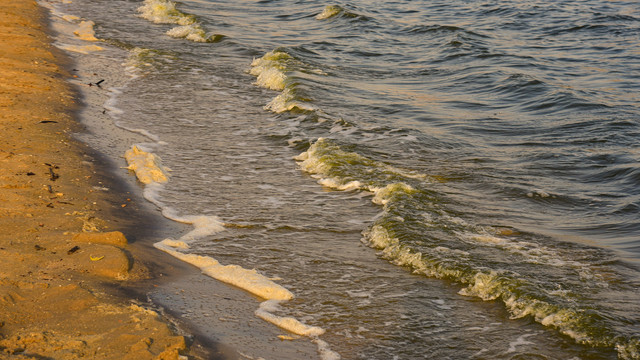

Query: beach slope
[[0, 1, 188, 358]]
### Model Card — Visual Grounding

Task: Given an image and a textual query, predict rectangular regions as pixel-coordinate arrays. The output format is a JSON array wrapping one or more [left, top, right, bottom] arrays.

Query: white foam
[[154, 240, 294, 301], [137, 0, 220, 43], [73, 20, 98, 41], [168, 208, 226, 236], [372, 183, 415, 205], [364, 225, 429, 275], [62, 14, 80, 22], [137, 0, 196, 26], [124, 145, 170, 184], [254, 301, 340, 359], [294, 139, 331, 173], [145, 184, 338, 358], [265, 89, 316, 113], [506, 295, 593, 345], [313, 338, 342, 360], [160, 238, 189, 249], [166, 24, 210, 43], [58, 44, 103, 54], [317, 178, 363, 191], [255, 300, 324, 336], [127, 150, 337, 357], [248, 52, 289, 82], [250, 50, 320, 114], [252, 67, 287, 91], [458, 271, 502, 301], [295, 138, 430, 199], [152, 206, 337, 355], [99, 47, 341, 357], [616, 340, 640, 360]]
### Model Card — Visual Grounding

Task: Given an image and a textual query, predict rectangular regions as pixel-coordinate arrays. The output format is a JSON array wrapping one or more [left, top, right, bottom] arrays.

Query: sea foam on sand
[[124, 144, 340, 359]]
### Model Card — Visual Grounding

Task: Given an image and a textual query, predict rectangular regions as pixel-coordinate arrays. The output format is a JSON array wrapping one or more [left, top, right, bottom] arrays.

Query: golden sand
[[0, 1, 188, 358]]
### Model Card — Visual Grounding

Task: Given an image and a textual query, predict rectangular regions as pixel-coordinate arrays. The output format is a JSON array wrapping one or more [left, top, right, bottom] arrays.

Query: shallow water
[[49, 0, 639, 358]]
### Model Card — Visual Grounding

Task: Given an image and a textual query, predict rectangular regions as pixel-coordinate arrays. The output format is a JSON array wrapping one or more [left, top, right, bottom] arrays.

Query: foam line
[[112, 44, 338, 358], [255, 300, 324, 336], [122, 145, 335, 357], [154, 240, 294, 301]]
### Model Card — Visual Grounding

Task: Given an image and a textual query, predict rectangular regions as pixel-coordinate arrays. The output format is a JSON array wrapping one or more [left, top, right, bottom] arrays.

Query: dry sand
[[0, 0, 192, 358]]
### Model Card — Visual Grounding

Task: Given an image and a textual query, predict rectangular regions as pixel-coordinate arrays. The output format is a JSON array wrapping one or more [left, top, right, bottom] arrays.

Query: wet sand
[[0, 1, 194, 358]]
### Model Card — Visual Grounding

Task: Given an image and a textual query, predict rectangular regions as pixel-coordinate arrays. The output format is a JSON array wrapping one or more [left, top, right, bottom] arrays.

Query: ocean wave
[[265, 88, 316, 113], [294, 137, 431, 191], [315, 5, 366, 21], [363, 223, 639, 358], [455, 229, 610, 286], [166, 24, 222, 43], [249, 50, 293, 90], [137, 0, 196, 26], [250, 49, 323, 114], [137, 0, 222, 43], [250, 49, 322, 90], [294, 137, 640, 358]]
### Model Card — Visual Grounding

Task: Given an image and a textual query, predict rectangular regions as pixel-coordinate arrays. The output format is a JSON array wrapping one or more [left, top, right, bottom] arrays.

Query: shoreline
[[38, 0, 334, 357], [7, 0, 330, 357], [0, 1, 221, 358], [6, 0, 637, 359]]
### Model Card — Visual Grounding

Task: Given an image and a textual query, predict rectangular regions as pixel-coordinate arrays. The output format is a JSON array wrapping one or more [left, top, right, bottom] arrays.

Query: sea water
[[45, 0, 639, 358]]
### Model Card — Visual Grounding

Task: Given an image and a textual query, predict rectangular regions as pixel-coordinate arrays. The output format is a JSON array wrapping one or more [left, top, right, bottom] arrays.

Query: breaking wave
[[137, 0, 222, 43], [294, 137, 640, 358], [250, 49, 321, 113]]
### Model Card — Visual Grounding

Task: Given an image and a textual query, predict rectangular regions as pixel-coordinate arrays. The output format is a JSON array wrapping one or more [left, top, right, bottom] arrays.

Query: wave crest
[[316, 5, 366, 21], [294, 137, 640, 358], [250, 49, 320, 113], [137, 0, 196, 25], [137, 0, 222, 43]]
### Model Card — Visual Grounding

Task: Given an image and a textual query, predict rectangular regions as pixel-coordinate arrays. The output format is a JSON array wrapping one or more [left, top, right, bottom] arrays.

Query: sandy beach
[[4, 0, 635, 358], [0, 1, 192, 358]]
